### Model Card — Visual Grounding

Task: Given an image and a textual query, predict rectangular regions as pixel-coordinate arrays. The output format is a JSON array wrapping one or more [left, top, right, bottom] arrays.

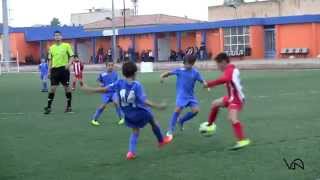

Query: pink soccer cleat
[[126, 152, 136, 160]]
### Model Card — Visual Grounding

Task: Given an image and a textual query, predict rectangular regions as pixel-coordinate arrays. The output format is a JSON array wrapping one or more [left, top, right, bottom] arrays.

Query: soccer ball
[[199, 122, 217, 137]]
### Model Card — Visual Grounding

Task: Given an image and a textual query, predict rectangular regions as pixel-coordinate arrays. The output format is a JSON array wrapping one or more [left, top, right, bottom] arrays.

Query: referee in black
[[44, 31, 74, 114]]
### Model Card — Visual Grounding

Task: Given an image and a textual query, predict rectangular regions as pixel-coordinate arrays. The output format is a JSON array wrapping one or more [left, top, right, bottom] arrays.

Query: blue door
[[264, 28, 276, 59]]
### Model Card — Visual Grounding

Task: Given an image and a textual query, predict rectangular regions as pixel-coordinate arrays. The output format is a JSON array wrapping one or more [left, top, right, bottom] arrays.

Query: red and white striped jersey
[[72, 61, 84, 76], [207, 64, 245, 104]]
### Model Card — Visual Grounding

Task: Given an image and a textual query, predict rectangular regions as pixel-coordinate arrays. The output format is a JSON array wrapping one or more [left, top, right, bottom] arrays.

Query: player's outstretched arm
[[145, 99, 167, 110], [80, 83, 108, 94], [160, 71, 172, 83]]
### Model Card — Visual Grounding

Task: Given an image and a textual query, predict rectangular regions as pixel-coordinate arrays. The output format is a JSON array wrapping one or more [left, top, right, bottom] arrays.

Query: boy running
[[160, 55, 207, 141], [204, 52, 250, 150]]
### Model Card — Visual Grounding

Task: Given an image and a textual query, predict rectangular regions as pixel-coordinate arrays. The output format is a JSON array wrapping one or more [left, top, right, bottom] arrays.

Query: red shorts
[[74, 74, 83, 80], [222, 96, 244, 111]]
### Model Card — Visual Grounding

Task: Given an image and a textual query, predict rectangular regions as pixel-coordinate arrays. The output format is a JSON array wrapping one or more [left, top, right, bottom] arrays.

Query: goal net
[[0, 60, 20, 75]]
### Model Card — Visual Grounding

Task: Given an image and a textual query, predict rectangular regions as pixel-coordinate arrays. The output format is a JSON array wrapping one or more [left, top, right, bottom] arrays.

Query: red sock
[[232, 122, 245, 141], [208, 106, 219, 125], [79, 81, 84, 87]]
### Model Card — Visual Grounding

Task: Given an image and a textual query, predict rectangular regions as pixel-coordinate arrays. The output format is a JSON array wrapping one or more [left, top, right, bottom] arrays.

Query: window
[[223, 27, 250, 56]]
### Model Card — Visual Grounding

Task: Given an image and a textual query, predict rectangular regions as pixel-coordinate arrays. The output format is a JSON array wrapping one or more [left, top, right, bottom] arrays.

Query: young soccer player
[[204, 52, 250, 150], [82, 61, 171, 160], [71, 55, 84, 90], [160, 54, 207, 141], [38, 58, 48, 92], [90, 62, 124, 126]]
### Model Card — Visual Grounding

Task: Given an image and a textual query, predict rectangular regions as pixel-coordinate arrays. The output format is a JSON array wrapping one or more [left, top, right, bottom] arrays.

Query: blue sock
[[115, 106, 124, 119], [179, 112, 198, 126], [129, 132, 139, 153], [92, 107, 104, 121], [168, 112, 180, 133], [151, 123, 164, 143], [43, 82, 48, 90]]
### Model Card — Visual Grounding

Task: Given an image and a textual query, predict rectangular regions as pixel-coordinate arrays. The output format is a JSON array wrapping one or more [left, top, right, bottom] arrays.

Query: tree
[[50, 17, 61, 26]]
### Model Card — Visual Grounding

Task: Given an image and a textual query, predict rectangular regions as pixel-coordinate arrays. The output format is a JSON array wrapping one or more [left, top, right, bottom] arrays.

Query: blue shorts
[[176, 98, 199, 109], [40, 74, 48, 81], [101, 93, 118, 104], [124, 109, 153, 128]]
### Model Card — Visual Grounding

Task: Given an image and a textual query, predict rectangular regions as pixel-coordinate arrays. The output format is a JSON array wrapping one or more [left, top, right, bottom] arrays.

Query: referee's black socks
[[47, 93, 55, 108], [66, 92, 72, 107]]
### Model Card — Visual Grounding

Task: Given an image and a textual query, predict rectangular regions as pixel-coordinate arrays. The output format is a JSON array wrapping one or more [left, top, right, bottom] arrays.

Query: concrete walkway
[[7, 58, 320, 73]]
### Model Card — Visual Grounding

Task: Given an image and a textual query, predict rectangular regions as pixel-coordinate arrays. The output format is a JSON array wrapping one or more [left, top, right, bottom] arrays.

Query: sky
[[0, 0, 259, 27]]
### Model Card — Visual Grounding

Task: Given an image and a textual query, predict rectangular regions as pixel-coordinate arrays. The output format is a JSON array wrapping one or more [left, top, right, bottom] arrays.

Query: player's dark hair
[[214, 52, 230, 63], [106, 61, 114, 67], [183, 54, 197, 65], [122, 61, 137, 78], [54, 30, 61, 35], [73, 54, 79, 58]]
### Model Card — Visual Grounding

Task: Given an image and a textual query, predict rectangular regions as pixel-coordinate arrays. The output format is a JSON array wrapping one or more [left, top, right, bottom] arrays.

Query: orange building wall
[[250, 26, 264, 59], [118, 36, 132, 51], [169, 33, 177, 51], [10, 33, 40, 63], [181, 32, 196, 50], [135, 34, 154, 53], [96, 37, 111, 53], [195, 31, 202, 47], [276, 24, 315, 58], [314, 23, 320, 56], [206, 29, 221, 57]]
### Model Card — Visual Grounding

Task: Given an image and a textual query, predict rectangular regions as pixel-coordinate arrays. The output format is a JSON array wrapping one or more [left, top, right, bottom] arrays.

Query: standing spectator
[[97, 48, 104, 64], [118, 46, 123, 62], [107, 48, 112, 62], [200, 42, 207, 60]]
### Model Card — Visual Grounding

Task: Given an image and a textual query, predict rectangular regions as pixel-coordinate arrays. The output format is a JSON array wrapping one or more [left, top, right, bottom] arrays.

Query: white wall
[[208, 0, 320, 21]]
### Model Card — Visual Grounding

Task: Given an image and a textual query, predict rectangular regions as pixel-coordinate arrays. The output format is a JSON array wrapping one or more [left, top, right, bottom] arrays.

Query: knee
[[228, 115, 239, 124], [174, 108, 182, 113], [192, 108, 199, 114]]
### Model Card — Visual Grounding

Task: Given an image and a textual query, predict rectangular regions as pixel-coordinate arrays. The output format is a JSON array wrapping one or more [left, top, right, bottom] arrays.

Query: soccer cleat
[[118, 118, 125, 125], [44, 107, 51, 114], [230, 139, 251, 150], [91, 120, 100, 126], [158, 136, 173, 148], [64, 107, 73, 113], [126, 151, 136, 160], [71, 87, 75, 91], [165, 131, 174, 142], [41, 89, 48, 92]]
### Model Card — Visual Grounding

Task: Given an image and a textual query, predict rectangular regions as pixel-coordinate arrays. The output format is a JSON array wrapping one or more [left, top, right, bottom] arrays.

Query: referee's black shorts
[[50, 67, 70, 86]]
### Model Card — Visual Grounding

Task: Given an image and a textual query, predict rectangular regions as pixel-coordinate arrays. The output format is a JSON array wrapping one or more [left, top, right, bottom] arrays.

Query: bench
[[280, 48, 309, 58]]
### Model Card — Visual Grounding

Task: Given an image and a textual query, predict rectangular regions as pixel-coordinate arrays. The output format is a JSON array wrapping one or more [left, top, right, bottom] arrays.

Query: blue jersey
[[39, 63, 48, 75], [171, 67, 204, 101], [97, 71, 119, 95], [108, 79, 150, 114]]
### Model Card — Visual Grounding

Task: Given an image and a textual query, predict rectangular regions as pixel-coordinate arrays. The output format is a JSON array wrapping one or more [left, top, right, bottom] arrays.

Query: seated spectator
[[148, 50, 154, 62], [141, 50, 146, 62], [177, 49, 185, 61], [124, 51, 130, 61], [169, 50, 177, 61]]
